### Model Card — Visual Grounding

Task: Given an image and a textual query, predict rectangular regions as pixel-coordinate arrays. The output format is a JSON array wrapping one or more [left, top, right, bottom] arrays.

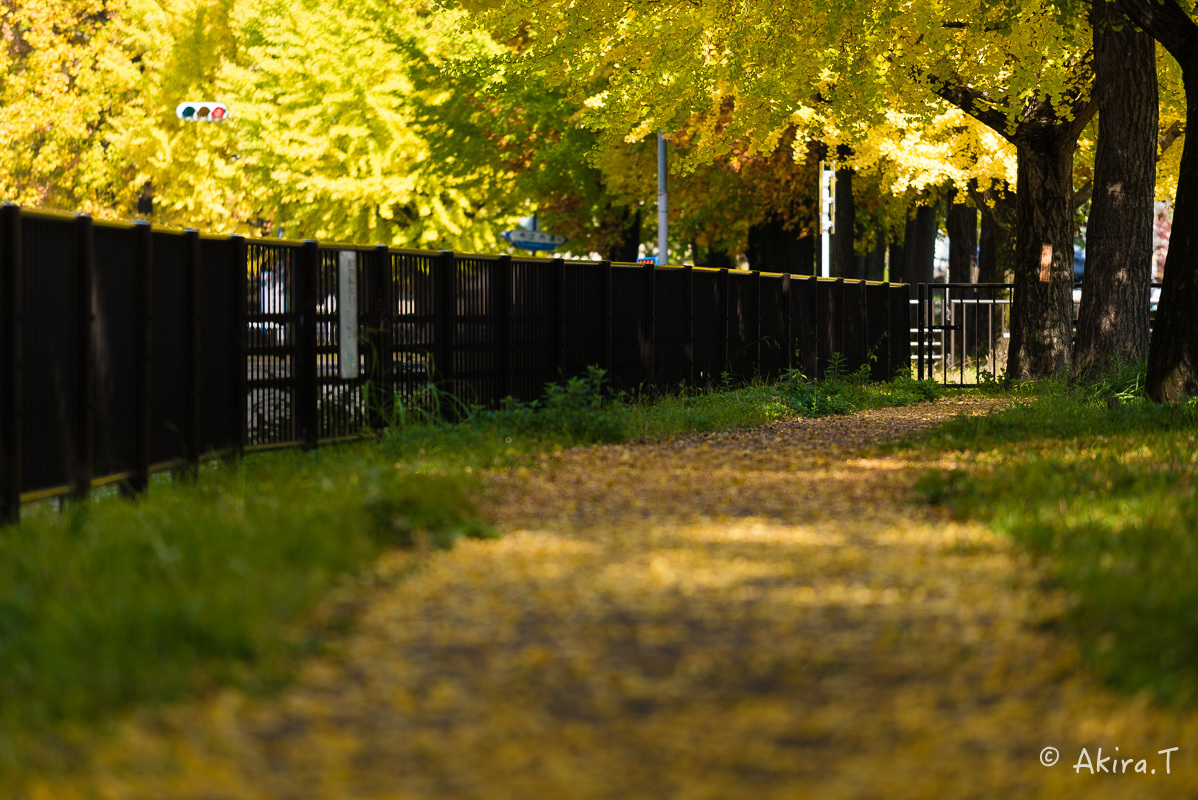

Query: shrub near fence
[[0, 205, 911, 522]]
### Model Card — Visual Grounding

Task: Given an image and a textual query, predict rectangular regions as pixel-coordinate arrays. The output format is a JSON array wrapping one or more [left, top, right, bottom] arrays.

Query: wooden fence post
[[600, 260, 612, 376], [753, 270, 762, 377], [719, 268, 730, 377], [836, 277, 846, 372], [367, 244, 390, 430], [230, 235, 247, 457], [782, 273, 792, 372], [1, 205, 21, 524], [126, 220, 152, 496], [72, 214, 95, 502], [881, 282, 892, 380], [683, 263, 695, 386], [553, 257, 566, 380], [435, 250, 457, 408], [494, 254, 513, 401], [642, 260, 655, 387], [297, 240, 319, 448], [183, 229, 201, 479]]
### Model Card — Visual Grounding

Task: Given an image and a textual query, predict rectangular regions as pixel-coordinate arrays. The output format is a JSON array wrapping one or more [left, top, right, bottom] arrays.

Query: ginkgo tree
[[210, 0, 525, 249], [0, 0, 141, 213], [461, 0, 1150, 379]]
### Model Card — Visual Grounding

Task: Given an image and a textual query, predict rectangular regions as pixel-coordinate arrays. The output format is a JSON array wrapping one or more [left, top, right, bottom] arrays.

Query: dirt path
[[26, 399, 1198, 799]]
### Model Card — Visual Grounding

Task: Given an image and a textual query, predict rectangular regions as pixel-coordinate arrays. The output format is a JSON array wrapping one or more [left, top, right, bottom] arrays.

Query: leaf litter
[[22, 398, 1198, 799]]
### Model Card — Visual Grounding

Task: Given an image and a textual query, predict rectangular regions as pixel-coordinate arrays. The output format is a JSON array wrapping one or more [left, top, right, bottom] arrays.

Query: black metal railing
[[0, 205, 912, 522], [915, 282, 1013, 386], [914, 280, 1164, 387]]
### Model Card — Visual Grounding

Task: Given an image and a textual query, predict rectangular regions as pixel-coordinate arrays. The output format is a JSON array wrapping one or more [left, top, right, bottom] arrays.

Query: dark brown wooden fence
[[0, 205, 910, 521]]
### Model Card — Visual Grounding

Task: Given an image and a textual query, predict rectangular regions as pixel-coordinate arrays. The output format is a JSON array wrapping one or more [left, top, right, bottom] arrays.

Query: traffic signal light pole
[[657, 132, 668, 266]]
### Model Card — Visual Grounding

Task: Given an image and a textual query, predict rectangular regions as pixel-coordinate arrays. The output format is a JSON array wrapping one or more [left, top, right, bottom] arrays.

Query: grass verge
[[0, 364, 941, 785], [915, 367, 1198, 706]]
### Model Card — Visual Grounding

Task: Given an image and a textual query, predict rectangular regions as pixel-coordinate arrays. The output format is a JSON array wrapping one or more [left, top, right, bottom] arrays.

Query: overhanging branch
[[930, 79, 1014, 141], [1115, 0, 1198, 65]]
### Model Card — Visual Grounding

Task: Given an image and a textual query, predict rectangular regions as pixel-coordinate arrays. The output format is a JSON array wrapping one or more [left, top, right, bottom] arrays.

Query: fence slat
[[753, 270, 762, 377], [600, 260, 612, 374], [127, 221, 151, 495], [781, 274, 792, 373], [1, 205, 21, 523], [683, 263, 695, 385], [719, 268, 730, 375], [296, 240, 319, 448], [495, 254, 513, 400], [435, 250, 456, 397], [72, 215, 95, 501], [553, 257, 565, 381], [367, 244, 390, 430], [183, 229, 201, 477], [642, 260, 655, 386], [230, 235, 248, 456]]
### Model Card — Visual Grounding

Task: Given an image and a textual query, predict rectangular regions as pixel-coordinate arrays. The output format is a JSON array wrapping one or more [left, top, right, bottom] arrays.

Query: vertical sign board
[[338, 251, 359, 379]]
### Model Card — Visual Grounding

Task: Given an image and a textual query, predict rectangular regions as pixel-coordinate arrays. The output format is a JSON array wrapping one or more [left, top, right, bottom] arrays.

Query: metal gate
[[914, 282, 1013, 387]]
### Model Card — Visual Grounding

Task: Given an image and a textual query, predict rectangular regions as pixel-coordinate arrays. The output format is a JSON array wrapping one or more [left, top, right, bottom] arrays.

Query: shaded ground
[[24, 399, 1198, 799]]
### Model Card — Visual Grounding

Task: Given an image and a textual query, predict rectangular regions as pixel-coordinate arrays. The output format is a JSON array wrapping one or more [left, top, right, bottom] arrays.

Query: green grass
[[0, 364, 941, 785], [0, 449, 495, 780], [915, 367, 1198, 706]]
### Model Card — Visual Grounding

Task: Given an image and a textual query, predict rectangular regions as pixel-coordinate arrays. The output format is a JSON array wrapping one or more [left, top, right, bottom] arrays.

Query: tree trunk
[[1146, 73, 1198, 399], [978, 217, 996, 284], [704, 249, 735, 269], [909, 203, 938, 285], [863, 230, 886, 281], [888, 214, 913, 284], [747, 215, 816, 275], [947, 193, 978, 283], [1074, 0, 1156, 379], [946, 192, 979, 360], [1007, 137, 1077, 379], [972, 181, 1017, 282], [1112, 0, 1198, 399], [832, 160, 856, 277], [605, 205, 641, 263]]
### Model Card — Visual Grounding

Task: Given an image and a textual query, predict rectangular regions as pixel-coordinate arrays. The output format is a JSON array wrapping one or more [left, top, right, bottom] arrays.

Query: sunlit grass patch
[[916, 370, 1198, 706]]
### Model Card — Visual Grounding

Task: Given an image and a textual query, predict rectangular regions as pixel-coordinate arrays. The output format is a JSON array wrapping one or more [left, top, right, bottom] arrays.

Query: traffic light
[[175, 102, 228, 121]]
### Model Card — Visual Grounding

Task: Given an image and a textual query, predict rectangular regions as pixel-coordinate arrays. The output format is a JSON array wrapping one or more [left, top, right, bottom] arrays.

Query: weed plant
[[916, 362, 1198, 706]]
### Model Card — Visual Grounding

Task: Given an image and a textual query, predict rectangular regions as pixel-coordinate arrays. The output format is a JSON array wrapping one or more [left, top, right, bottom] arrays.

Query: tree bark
[[832, 157, 857, 278], [862, 229, 886, 282], [747, 215, 816, 275], [1073, 0, 1157, 379], [978, 217, 996, 284], [947, 191, 978, 283], [605, 205, 641, 263], [972, 181, 1017, 282], [946, 190, 979, 360], [704, 249, 735, 269], [888, 212, 915, 284], [909, 203, 938, 285], [973, 189, 1015, 362], [1115, 0, 1198, 400], [1007, 137, 1078, 379]]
